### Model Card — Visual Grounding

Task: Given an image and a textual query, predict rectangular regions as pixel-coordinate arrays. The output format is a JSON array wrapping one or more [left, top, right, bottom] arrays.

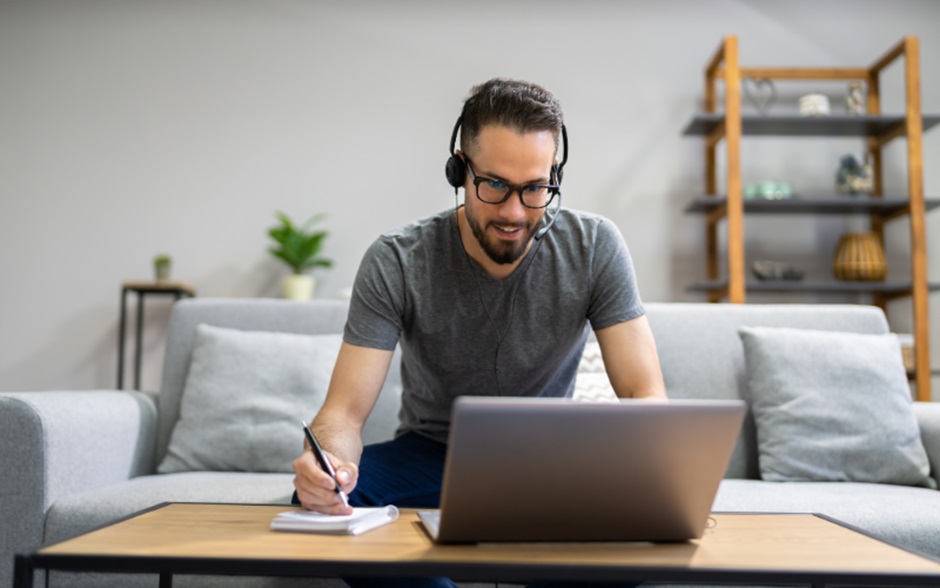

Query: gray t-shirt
[[345, 207, 644, 443]]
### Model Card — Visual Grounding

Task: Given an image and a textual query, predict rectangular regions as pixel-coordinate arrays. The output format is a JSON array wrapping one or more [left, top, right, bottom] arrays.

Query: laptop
[[419, 396, 745, 543]]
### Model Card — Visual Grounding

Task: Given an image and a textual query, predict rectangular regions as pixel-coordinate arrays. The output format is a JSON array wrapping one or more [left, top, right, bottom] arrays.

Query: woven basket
[[832, 232, 887, 281]]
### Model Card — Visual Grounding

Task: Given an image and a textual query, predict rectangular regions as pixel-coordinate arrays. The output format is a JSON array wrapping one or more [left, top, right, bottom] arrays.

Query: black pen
[[301, 420, 351, 508]]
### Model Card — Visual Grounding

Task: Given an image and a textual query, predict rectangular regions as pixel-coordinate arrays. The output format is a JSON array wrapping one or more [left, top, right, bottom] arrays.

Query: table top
[[122, 280, 196, 295], [33, 503, 940, 585]]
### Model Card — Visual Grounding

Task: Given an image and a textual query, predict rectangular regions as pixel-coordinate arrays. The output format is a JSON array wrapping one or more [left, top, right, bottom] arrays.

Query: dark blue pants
[[291, 432, 446, 510], [347, 432, 448, 508], [293, 433, 638, 588]]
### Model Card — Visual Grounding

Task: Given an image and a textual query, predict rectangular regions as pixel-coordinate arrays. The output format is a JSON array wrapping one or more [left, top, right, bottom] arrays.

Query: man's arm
[[594, 315, 666, 400], [292, 341, 394, 514]]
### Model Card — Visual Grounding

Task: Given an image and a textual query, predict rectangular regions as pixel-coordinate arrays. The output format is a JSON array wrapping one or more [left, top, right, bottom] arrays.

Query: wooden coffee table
[[14, 503, 940, 587]]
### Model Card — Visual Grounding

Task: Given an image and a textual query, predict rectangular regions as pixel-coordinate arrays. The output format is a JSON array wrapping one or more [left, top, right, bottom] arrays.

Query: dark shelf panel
[[682, 114, 940, 137], [687, 280, 940, 296], [684, 196, 940, 215]]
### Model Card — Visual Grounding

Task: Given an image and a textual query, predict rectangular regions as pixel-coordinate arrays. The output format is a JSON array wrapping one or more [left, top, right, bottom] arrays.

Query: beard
[[465, 205, 539, 265]]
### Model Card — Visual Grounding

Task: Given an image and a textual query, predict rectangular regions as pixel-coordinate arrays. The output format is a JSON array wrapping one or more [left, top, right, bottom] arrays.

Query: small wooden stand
[[117, 281, 196, 390]]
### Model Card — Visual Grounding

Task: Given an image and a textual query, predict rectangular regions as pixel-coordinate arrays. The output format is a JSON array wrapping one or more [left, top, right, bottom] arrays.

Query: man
[[293, 78, 665, 518]]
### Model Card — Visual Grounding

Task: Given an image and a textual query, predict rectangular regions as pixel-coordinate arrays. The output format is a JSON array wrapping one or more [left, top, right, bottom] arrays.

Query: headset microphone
[[533, 193, 561, 241], [534, 124, 566, 241]]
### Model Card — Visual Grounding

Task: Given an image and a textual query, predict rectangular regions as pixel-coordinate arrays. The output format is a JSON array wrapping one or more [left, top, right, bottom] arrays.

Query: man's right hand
[[292, 448, 357, 515]]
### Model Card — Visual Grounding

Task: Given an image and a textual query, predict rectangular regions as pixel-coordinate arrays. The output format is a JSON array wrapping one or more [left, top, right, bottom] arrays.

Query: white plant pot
[[282, 274, 315, 300]]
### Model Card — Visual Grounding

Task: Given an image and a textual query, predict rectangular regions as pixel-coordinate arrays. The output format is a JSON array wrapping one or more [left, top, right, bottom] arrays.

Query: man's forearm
[[616, 383, 667, 400], [596, 316, 667, 401], [311, 412, 364, 465], [308, 342, 394, 465]]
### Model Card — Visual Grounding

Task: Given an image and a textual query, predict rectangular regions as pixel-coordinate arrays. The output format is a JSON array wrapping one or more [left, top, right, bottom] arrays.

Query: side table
[[117, 281, 196, 390]]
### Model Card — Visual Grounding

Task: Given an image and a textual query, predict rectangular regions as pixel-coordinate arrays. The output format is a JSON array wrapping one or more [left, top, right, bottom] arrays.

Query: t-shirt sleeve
[[587, 217, 645, 331], [343, 238, 405, 351]]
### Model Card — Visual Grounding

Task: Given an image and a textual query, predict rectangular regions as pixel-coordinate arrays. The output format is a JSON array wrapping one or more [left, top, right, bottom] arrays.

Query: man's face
[[462, 125, 557, 265]]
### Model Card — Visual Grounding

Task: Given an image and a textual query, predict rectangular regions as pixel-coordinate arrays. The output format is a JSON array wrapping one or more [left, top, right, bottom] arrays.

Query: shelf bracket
[[706, 203, 727, 225], [706, 125, 725, 148], [874, 122, 906, 148]]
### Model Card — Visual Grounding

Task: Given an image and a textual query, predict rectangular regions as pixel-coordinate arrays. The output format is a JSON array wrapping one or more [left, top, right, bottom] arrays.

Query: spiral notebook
[[271, 505, 399, 535]]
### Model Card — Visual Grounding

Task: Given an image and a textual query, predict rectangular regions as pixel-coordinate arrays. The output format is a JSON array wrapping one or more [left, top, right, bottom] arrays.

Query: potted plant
[[153, 254, 171, 282], [267, 211, 333, 300]]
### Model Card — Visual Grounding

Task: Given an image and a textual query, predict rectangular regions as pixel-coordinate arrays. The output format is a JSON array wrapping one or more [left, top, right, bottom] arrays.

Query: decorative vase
[[832, 232, 887, 281], [846, 81, 866, 115], [836, 154, 873, 194], [282, 274, 315, 300]]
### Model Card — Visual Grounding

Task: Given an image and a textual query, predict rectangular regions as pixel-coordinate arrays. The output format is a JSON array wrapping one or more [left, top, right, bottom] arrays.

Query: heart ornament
[[743, 77, 777, 115]]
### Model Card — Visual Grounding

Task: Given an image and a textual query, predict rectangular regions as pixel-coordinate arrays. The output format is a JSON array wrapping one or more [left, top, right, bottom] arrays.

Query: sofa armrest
[[914, 401, 940, 482], [0, 391, 157, 584]]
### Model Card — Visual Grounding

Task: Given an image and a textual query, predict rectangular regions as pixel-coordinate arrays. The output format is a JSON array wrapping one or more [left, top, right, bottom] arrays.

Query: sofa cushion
[[573, 341, 618, 402], [44, 472, 296, 544], [158, 325, 342, 474], [739, 326, 932, 488], [645, 303, 891, 481]]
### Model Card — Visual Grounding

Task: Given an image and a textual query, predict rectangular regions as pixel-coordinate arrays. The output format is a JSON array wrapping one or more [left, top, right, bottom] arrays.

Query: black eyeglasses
[[464, 158, 559, 209]]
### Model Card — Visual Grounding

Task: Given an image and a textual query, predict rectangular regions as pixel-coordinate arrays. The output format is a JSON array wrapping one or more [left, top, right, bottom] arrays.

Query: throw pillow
[[158, 324, 342, 474], [573, 340, 617, 402], [738, 326, 932, 488]]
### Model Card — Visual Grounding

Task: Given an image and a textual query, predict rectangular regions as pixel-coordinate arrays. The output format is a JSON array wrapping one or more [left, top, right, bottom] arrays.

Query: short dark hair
[[459, 78, 564, 156]]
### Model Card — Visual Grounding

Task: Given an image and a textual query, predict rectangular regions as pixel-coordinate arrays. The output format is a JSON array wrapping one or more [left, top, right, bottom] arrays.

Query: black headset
[[445, 117, 568, 192], [445, 117, 568, 240]]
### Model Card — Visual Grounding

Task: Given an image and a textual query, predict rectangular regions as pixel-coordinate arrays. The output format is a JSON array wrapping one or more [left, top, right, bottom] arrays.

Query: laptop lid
[[421, 396, 745, 544]]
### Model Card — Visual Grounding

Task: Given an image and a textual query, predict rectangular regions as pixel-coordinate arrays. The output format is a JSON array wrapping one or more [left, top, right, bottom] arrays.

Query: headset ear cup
[[446, 155, 466, 188], [553, 163, 563, 186]]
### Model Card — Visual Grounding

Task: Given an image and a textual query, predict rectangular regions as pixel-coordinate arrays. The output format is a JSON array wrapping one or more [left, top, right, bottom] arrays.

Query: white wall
[[2, 0, 939, 394]]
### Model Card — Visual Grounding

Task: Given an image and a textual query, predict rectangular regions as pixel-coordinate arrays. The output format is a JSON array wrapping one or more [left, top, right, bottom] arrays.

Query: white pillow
[[158, 324, 342, 474], [738, 326, 933, 488], [573, 341, 617, 402]]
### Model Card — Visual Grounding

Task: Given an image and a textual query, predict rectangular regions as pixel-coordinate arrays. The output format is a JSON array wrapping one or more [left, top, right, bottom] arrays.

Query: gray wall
[[2, 0, 939, 394]]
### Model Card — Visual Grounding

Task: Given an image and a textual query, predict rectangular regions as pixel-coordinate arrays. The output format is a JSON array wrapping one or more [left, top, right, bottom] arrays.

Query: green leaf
[[266, 210, 332, 274], [300, 213, 327, 230]]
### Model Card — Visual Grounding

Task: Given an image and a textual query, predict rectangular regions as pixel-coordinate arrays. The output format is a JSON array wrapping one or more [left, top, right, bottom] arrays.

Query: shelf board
[[682, 113, 940, 137], [908, 370, 940, 377], [684, 196, 940, 215], [687, 280, 940, 296]]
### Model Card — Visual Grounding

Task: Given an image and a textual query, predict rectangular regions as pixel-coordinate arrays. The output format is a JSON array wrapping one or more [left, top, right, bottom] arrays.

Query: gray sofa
[[3, 298, 939, 587]]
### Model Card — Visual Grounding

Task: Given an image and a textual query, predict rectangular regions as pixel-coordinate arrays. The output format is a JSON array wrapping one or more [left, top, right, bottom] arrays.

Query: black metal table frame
[[13, 506, 940, 588], [14, 551, 940, 588]]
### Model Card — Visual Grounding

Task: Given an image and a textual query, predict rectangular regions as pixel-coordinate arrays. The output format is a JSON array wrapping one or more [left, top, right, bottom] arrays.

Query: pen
[[301, 420, 351, 508]]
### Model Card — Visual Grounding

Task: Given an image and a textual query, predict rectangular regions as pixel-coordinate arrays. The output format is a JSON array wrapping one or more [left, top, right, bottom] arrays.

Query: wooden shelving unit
[[683, 36, 936, 401]]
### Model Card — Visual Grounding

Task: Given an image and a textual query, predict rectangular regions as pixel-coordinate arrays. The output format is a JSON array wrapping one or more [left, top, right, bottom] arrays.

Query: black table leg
[[13, 554, 34, 588], [117, 287, 128, 389], [134, 291, 144, 390], [159, 571, 173, 588]]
